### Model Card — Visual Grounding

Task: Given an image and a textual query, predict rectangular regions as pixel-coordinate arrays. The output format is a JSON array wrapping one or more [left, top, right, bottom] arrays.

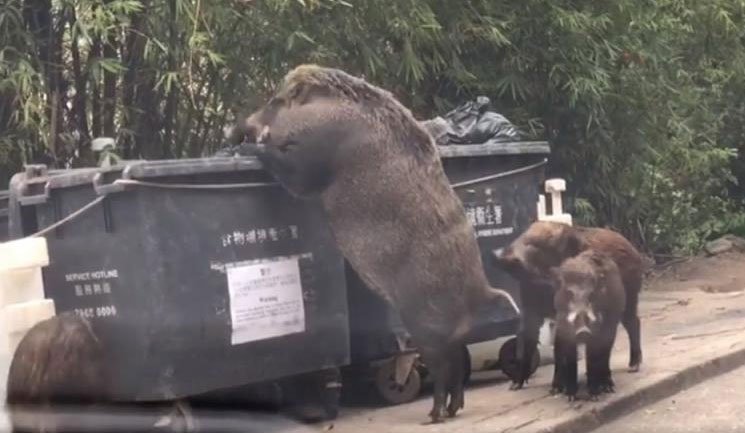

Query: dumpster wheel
[[322, 368, 343, 420], [498, 337, 540, 382], [374, 359, 422, 405]]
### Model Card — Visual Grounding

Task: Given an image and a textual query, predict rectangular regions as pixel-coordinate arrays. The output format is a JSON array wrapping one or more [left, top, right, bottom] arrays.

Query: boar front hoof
[[628, 363, 641, 373], [550, 385, 564, 396], [566, 394, 577, 402], [601, 379, 616, 393], [588, 393, 601, 402], [589, 380, 612, 398]]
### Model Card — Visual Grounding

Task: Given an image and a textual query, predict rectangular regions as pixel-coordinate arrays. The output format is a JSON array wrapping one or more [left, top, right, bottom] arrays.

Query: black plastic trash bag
[[427, 96, 521, 145]]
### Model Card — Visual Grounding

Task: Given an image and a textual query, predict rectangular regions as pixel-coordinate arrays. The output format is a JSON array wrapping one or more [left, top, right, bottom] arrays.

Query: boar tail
[[451, 287, 521, 345], [487, 287, 521, 316]]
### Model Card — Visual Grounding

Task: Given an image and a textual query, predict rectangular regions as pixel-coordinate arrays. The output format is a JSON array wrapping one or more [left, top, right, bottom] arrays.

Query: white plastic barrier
[[0, 237, 56, 403], [537, 178, 573, 226], [2, 299, 56, 355]]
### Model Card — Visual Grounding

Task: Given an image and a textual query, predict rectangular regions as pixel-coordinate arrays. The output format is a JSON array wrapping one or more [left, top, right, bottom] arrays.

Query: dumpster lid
[[121, 157, 261, 179], [437, 141, 550, 158], [14, 157, 264, 192], [11, 140, 550, 198]]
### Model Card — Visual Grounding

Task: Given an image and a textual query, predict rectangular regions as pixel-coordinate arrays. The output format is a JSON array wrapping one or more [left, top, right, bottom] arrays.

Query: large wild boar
[[227, 64, 520, 422], [493, 221, 643, 390], [552, 250, 625, 400], [5, 313, 196, 433], [5, 312, 108, 433]]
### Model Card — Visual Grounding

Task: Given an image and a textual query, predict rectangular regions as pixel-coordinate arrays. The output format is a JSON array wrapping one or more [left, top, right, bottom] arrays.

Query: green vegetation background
[[2, 0, 745, 255]]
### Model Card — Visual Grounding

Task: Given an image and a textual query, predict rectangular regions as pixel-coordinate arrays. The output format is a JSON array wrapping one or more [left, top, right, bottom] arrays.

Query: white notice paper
[[226, 257, 306, 345]]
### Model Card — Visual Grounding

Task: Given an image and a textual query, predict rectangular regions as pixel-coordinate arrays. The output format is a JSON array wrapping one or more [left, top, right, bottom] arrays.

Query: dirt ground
[[645, 251, 745, 294]]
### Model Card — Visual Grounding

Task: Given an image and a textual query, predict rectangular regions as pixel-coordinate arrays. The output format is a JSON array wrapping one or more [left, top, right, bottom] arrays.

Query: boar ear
[[589, 251, 606, 268], [286, 82, 306, 103], [564, 229, 583, 257], [594, 267, 607, 293], [588, 252, 608, 288], [288, 82, 329, 105]]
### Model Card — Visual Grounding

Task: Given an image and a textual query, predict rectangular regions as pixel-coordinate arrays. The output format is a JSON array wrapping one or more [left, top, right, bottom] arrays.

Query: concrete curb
[[539, 344, 745, 433]]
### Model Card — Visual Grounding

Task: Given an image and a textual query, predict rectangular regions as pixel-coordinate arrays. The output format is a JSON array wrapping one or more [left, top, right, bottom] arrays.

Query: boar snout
[[225, 121, 251, 145], [226, 117, 270, 147], [575, 324, 592, 343], [492, 247, 522, 273], [568, 308, 598, 340]]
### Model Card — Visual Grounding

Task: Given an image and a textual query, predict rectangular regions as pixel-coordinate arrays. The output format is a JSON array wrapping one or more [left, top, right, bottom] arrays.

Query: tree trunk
[[161, 0, 179, 159], [23, 0, 66, 164], [133, 72, 162, 159], [188, 71, 219, 157], [162, 88, 178, 159], [102, 33, 118, 139], [120, 0, 150, 158], [69, 8, 89, 141], [90, 36, 102, 138]]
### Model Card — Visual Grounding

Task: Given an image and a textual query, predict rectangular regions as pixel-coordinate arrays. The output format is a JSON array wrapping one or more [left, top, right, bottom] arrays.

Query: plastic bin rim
[[437, 141, 550, 158], [16, 157, 265, 191], [11, 141, 550, 192]]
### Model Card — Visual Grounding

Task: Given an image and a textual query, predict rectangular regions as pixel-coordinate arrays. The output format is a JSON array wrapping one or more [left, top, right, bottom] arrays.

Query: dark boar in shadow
[[5, 312, 108, 433], [492, 221, 643, 390], [553, 250, 625, 400], [228, 64, 520, 423]]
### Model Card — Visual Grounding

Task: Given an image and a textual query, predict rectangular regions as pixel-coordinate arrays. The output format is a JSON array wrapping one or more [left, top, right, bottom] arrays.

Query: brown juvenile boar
[[5, 312, 108, 433], [493, 221, 642, 390], [552, 250, 625, 400], [227, 64, 520, 423]]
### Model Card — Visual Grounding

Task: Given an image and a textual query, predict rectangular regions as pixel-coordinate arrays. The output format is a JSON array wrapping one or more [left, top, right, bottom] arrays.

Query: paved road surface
[[595, 364, 745, 433]]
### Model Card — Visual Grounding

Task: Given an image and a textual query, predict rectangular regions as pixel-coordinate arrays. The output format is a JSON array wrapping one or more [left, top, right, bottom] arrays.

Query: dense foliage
[[1, 0, 744, 255]]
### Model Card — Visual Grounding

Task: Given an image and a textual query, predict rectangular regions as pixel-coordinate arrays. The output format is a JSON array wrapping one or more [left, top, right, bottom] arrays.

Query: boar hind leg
[[510, 311, 543, 390], [422, 350, 449, 423], [446, 345, 466, 418], [622, 283, 642, 372]]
